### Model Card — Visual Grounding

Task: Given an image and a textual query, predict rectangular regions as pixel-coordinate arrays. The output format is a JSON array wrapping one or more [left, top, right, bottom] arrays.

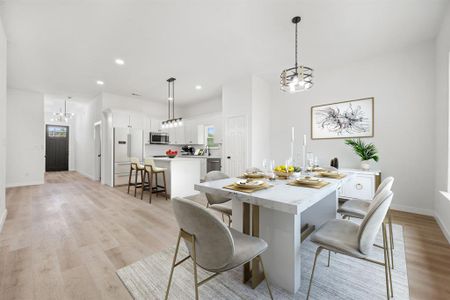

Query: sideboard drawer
[[341, 174, 375, 201]]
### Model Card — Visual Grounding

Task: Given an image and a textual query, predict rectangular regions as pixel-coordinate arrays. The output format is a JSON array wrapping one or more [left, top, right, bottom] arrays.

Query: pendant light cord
[[295, 21, 298, 72]]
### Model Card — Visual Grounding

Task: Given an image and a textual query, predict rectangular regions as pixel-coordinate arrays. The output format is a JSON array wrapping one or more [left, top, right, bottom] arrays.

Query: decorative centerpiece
[[345, 138, 379, 171], [274, 165, 297, 178], [165, 149, 178, 158]]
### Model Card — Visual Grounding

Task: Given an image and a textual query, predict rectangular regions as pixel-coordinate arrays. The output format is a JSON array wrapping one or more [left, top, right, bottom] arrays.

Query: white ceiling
[[1, 0, 448, 104]]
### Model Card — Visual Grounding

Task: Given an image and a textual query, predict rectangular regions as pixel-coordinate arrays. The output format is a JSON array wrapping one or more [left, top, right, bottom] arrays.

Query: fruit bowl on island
[[274, 165, 295, 179], [165, 149, 178, 158]]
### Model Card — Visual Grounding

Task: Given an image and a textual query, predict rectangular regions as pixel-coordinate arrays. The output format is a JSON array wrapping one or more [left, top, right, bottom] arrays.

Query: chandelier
[[51, 97, 75, 122], [161, 77, 183, 129], [280, 16, 313, 93]]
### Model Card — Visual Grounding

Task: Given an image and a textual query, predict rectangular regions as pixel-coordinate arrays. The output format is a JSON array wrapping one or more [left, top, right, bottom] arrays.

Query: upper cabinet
[[112, 110, 144, 129], [168, 126, 185, 145]]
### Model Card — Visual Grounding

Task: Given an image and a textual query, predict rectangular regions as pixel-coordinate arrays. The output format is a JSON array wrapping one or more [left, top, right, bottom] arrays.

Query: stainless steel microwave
[[150, 132, 169, 144]]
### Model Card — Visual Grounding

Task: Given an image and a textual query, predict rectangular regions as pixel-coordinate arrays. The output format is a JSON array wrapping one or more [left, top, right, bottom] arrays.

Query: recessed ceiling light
[[115, 58, 125, 65], [96, 80, 104, 85], [195, 85, 202, 90]]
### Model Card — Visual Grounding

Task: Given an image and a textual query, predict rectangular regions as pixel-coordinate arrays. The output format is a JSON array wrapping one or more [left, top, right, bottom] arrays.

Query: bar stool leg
[[162, 171, 168, 200], [149, 171, 153, 204], [127, 166, 132, 194], [134, 168, 139, 197], [141, 170, 146, 200]]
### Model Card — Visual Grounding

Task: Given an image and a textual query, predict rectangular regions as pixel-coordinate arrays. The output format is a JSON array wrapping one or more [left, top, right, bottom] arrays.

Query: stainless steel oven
[[150, 132, 169, 144]]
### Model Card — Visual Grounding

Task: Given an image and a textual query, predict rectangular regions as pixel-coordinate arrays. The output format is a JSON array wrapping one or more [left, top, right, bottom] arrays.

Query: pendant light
[[161, 77, 183, 129], [280, 16, 313, 93], [52, 97, 75, 123]]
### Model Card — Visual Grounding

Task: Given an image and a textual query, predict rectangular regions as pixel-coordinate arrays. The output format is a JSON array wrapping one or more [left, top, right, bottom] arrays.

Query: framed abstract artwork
[[311, 97, 374, 140]]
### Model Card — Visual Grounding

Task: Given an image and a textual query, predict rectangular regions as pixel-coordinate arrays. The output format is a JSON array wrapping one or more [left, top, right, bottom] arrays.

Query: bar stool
[[142, 158, 168, 203], [128, 157, 145, 197]]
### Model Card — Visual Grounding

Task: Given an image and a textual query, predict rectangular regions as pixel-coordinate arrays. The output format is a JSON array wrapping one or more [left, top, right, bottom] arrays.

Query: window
[[47, 126, 68, 138], [205, 125, 218, 148]]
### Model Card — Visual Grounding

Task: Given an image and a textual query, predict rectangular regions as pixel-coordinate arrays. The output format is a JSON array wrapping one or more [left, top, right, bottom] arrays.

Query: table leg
[[242, 202, 265, 288]]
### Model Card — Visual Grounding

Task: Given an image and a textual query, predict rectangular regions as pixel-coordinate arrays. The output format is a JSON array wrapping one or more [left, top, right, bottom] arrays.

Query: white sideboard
[[340, 168, 381, 201]]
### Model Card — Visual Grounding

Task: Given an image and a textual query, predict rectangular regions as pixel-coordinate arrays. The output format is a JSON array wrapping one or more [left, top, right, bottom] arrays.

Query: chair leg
[[141, 170, 146, 200], [162, 171, 168, 200], [382, 224, 392, 299], [228, 214, 232, 227], [127, 167, 132, 194], [134, 168, 138, 197], [165, 231, 182, 300], [191, 235, 199, 300], [149, 172, 153, 204], [327, 250, 331, 267], [388, 210, 394, 269], [258, 256, 273, 300], [307, 246, 323, 300]]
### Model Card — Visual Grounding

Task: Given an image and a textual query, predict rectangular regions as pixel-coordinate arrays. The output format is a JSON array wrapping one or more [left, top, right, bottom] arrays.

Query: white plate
[[235, 180, 264, 187]]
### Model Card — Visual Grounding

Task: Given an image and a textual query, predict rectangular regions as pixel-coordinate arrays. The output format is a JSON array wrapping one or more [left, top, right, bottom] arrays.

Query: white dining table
[[194, 173, 353, 294]]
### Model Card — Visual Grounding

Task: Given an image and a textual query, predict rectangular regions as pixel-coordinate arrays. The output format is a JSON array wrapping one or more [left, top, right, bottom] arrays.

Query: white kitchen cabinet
[[196, 124, 205, 145], [340, 169, 381, 201], [150, 119, 162, 132], [112, 111, 130, 128], [112, 110, 145, 129], [168, 126, 185, 145]]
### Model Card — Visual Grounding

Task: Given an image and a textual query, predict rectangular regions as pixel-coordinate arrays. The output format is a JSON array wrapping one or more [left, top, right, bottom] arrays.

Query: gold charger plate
[[223, 182, 272, 193], [243, 172, 266, 179], [287, 180, 330, 189], [317, 172, 346, 179]]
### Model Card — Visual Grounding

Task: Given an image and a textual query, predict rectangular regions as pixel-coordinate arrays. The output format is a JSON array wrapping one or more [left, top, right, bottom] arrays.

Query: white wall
[[6, 89, 45, 187], [74, 95, 102, 180], [251, 76, 271, 167], [102, 92, 167, 118], [222, 75, 272, 174], [270, 42, 436, 215], [180, 96, 222, 118], [434, 3, 450, 242], [0, 18, 7, 231]]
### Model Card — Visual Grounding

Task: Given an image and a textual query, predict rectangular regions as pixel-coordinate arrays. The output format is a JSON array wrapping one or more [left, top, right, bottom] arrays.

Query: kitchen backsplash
[[145, 144, 222, 158]]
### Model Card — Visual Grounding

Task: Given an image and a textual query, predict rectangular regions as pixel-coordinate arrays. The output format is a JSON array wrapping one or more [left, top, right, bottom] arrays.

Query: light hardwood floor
[[0, 171, 449, 299]]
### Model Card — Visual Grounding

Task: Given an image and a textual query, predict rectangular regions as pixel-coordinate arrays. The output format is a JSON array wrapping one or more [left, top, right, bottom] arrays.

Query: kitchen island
[[153, 157, 201, 198]]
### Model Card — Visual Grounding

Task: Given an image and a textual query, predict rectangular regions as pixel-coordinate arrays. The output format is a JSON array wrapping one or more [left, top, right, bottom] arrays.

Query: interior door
[[45, 125, 69, 172], [224, 115, 247, 177]]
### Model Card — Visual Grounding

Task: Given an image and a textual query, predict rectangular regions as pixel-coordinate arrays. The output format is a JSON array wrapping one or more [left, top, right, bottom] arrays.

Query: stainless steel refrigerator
[[113, 127, 143, 186]]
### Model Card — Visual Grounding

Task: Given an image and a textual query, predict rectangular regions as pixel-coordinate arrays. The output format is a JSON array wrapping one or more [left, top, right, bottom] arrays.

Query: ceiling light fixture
[[51, 97, 75, 123], [195, 85, 202, 90], [161, 77, 183, 129], [115, 58, 125, 65], [96, 80, 104, 85], [280, 16, 313, 93]]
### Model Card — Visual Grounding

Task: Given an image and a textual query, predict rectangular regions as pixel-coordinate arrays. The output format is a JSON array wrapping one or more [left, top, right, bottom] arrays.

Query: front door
[[45, 125, 69, 171]]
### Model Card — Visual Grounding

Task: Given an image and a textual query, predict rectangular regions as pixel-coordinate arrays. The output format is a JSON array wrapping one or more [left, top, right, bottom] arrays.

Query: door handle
[[227, 156, 231, 159]]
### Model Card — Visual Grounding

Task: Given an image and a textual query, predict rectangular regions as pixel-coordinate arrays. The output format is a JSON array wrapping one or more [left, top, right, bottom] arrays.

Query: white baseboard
[[434, 211, 450, 244], [6, 180, 44, 188], [0, 209, 7, 233], [390, 203, 434, 216]]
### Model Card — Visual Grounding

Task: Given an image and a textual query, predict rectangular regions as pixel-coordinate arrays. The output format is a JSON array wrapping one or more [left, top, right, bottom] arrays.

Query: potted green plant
[[344, 138, 379, 170]]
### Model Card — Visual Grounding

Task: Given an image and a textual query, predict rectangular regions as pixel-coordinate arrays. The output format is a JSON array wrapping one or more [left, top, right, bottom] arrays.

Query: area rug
[[117, 224, 409, 299]]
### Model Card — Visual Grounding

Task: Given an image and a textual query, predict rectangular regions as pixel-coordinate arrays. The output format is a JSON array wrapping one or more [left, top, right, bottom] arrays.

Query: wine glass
[[268, 160, 276, 180]]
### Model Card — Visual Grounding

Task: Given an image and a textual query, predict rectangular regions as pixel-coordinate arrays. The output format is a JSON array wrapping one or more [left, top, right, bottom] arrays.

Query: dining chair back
[[358, 190, 394, 255], [204, 171, 231, 205], [172, 197, 235, 270]]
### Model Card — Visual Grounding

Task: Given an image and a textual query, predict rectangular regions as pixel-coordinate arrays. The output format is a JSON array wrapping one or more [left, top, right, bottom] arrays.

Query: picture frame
[[311, 97, 374, 140]]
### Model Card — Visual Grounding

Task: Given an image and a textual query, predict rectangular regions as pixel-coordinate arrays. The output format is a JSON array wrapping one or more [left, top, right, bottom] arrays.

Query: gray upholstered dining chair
[[307, 190, 394, 300], [204, 171, 232, 226], [166, 197, 273, 300], [337, 177, 395, 267]]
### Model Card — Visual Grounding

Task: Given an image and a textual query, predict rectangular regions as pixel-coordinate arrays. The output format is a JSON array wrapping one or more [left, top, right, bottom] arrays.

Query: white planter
[[361, 160, 371, 171]]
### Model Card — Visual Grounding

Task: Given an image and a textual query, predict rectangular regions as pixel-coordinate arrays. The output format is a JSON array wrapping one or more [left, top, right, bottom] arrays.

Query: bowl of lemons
[[274, 165, 294, 178]]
